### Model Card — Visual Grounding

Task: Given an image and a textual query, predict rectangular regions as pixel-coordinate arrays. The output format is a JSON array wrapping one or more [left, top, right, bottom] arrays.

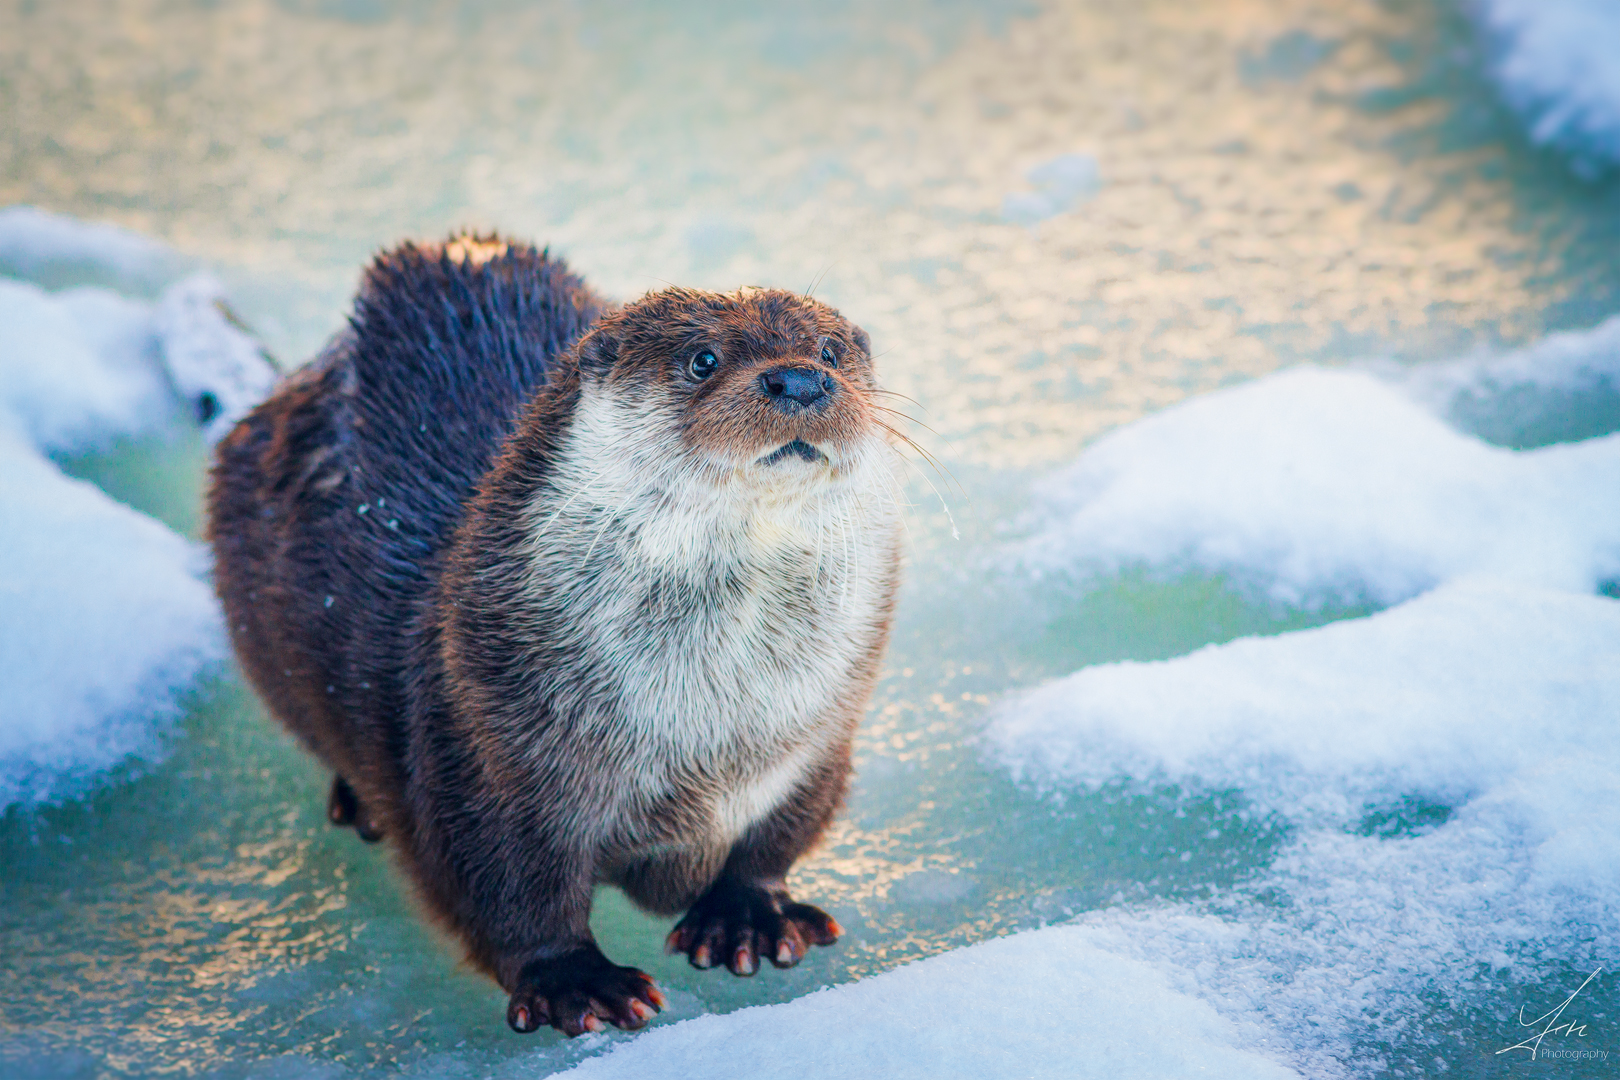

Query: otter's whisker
[[534, 465, 612, 541]]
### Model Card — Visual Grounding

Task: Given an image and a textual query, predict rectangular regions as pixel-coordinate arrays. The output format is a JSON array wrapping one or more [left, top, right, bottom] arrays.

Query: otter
[[207, 235, 903, 1037]]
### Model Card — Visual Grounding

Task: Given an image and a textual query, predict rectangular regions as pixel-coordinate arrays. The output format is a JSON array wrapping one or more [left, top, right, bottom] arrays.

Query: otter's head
[[569, 287, 891, 496]]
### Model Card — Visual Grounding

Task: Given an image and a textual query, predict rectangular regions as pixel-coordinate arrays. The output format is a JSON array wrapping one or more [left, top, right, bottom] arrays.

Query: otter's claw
[[667, 878, 842, 975], [508, 947, 664, 1037]]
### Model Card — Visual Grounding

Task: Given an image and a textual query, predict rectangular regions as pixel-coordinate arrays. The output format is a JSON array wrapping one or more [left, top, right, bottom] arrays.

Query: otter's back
[[342, 240, 606, 557], [207, 239, 605, 781]]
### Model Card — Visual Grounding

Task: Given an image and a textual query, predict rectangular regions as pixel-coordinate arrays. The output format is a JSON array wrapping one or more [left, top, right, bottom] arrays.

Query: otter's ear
[[575, 325, 620, 378], [851, 325, 872, 359]]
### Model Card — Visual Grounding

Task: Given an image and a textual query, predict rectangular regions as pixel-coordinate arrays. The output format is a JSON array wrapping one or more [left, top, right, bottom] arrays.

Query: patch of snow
[[1377, 312, 1620, 448], [0, 217, 276, 808], [1471, 0, 1620, 177], [984, 579, 1620, 1077], [990, 578, 1620, 825], [561, 925, 1302, 1080], [1015, 366, 1620, 607], [0, 429, 223, 808], [0, 205, 186, 295], [0, 279, 178, 450]]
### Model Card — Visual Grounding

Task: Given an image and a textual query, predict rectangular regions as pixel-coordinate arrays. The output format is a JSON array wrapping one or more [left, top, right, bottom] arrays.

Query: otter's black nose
[[759, 366, 836, 411]]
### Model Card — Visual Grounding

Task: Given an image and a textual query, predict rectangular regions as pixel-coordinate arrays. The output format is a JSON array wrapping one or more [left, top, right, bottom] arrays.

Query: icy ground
[[4, 196, 1619, 1078], [0, 207, 274, 808], [8, 0, 1620, 1060], [567, 342, 1620, 1079]]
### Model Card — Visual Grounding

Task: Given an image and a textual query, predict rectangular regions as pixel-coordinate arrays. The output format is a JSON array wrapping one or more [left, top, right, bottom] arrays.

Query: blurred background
[[2, 1, 1617, 1078]]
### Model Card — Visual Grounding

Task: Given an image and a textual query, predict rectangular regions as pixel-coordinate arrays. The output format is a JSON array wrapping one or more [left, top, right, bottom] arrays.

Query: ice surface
[[562, 925, 1302, 1080], [985, 579, 1620, 1076], [0, 223, 273, 807], [1472, 0, 1620, 177], [1015, 366, 1620, 606], [1002, 153, 1101, 225]]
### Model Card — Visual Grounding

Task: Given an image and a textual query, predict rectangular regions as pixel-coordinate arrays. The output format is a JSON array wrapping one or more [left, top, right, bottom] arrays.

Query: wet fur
[[208, 237, 901, 1028]]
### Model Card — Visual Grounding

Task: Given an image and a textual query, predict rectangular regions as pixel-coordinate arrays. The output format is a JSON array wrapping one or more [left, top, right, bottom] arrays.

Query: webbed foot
[[666, 877, 842, 975], [507, 945, 664, 1036]]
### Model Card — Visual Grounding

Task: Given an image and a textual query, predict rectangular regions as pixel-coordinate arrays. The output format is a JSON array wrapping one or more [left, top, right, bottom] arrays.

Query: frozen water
[[1001, 153, 1101, 225], [1014, 365, 1620, 607], [1472, 0, 1620, 177], [0, 249, 272, 807], [562, 925, 1302, 1080]]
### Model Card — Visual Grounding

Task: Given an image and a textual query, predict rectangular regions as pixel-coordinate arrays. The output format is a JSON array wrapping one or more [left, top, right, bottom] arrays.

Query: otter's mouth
[[757, 439, 829, 467]]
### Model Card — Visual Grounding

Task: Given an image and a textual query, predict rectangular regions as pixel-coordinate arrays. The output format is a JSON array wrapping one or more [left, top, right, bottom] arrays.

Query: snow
[[0, 428, 223, 808], [1381, 311, 1620, 448], [0, 213, 274, 807], [973, 337, 1620, 1075], [1014, 365, 1620, 607], [1471, 0, 1620, 177], [990, 577, 1620, 826], [0, 205, 186, 295], [0, 279, 178, 450], [561, 926, 1302, 1080], [983, 579, 1620, 1076]]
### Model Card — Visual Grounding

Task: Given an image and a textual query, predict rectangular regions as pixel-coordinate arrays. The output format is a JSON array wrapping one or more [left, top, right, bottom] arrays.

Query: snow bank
[[0, 217, 274, 807], [1471, 0, 1620, 177], [990, 577, 1620, 824], [0, 429, 223, 807], [1382, 312, 1620, 448], [562, 926, 1301, 1080], [0, 279, 178, 449], [984, 579, 1620, 1075], [1015, 366, 1620, 606], [0, 205, 186, 295]]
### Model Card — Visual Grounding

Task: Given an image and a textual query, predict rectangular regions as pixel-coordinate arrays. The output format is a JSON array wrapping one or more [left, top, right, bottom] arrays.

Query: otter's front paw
[[507, 947, 664, 1037], [666, 878, 842, 976]]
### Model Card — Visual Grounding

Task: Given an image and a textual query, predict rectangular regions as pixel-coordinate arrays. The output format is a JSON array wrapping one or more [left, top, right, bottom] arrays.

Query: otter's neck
[[502, 387, 901, 754]]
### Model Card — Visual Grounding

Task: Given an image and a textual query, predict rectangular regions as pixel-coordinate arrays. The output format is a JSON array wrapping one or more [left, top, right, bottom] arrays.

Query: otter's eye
[[819, 340, 838, 368], [688, 350, 718, 380]]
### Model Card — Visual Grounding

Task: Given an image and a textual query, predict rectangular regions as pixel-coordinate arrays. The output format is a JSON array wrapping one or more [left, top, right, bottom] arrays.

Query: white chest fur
[[520, 388, 900, 841]]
